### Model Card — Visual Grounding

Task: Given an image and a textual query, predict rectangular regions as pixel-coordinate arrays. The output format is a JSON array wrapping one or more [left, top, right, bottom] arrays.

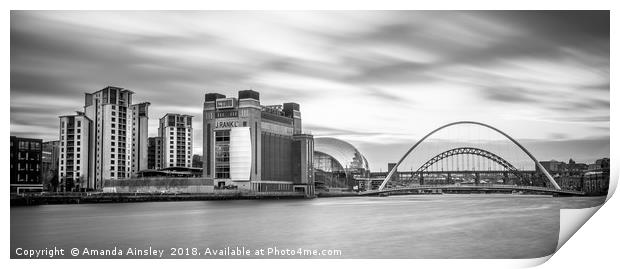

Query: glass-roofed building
[[313, 137, 370, 192]]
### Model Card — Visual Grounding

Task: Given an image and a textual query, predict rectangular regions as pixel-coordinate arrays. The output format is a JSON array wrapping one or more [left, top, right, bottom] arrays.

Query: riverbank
[[10, 192, 310, 206]]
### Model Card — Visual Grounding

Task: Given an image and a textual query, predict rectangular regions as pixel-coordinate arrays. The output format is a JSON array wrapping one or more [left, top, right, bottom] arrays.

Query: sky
[[10, 11, 610, 170]]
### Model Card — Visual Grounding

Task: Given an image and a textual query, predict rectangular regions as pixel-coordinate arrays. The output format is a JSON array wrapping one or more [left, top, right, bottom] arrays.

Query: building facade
[[58, 113, 92, 191], [313, 137, 370, 192], [203, 90, 314, 195], [42, 140, 60, 191], [10, 136, 43, 193], [192, 154, 203, 168], [147, 137, 163, 170], [131, 102, 150, 173], [158, 113, 193, 168]]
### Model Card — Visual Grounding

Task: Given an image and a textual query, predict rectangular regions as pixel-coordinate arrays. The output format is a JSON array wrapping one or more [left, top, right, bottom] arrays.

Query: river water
[[11, 195, 605, 259]]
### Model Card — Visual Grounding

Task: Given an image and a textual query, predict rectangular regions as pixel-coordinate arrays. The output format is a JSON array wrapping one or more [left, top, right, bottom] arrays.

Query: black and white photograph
[[7, 9, 613, 263]]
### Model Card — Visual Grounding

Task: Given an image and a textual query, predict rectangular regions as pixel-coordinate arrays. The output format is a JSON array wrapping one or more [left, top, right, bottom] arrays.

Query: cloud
[[10, 11, 610, 169], [482, 87, 541, 104]]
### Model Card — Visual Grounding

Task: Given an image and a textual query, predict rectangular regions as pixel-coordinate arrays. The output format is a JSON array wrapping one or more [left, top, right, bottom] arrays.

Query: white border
[[3, 1, 617, 269]]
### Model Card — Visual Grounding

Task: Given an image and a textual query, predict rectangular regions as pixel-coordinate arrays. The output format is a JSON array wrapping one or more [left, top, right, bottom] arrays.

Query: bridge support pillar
[[419, 173, 424, 186], [503, 172, 509, 185], [447, 173, 452, 184], [475, 173, 480, 186]]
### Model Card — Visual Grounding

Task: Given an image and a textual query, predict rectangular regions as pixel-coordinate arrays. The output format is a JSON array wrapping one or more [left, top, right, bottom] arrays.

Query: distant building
[[147, 137, 163, 170], [131, 102, 150, 174], [588, 157, 610, 171], [159, 113, 193, 168], [557, 175, 583, 191], [58, 112, 92, 191], [10, 136, 43, 193], [583, 158, 610, 195], [583, 172, 609, 195], [203, 90, 314, 195], [566, 158, 588, 175], [192, 154, 203, 168], [42, 140, 60, 191], [554, 157, 610, 195], [387, 162, 399, 181], [539, 160, 567, 174]]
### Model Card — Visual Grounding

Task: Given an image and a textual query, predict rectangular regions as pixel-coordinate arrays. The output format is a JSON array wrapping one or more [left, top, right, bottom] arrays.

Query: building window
[[19, 141, 29, 150], [214, 130, 230, 179]]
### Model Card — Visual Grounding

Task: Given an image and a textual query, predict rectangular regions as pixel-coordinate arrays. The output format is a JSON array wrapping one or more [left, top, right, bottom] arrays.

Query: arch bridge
[[375, 121, 562, 192]]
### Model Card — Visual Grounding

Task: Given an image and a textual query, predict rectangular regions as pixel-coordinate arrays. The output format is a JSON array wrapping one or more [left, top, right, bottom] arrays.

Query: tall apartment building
[[131, 102, 150, 173], [84, 86, 136, 186], [58, 113, 92, 191], [10, 136, 43, 193], [203, 90, 314, 195], [57, 86, 150, 191], [158, 113, 193, 168], [147, 137, 163, 170]]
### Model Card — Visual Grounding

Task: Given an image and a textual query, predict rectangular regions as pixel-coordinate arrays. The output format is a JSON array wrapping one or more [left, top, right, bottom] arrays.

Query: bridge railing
[[369, 184, 584, 194]]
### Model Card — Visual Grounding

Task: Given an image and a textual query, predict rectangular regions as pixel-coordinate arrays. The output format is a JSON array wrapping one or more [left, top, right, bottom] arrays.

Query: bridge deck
[[362, 184, 585, 196]]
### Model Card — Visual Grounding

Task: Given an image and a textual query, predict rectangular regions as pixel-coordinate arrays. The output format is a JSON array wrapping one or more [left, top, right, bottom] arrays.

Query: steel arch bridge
[[377, 121, 561, 191], [417, 147, 519, 173]]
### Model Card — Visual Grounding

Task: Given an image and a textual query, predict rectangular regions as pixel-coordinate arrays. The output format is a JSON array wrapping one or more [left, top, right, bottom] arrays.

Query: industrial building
[[202, 90, 314, 195]]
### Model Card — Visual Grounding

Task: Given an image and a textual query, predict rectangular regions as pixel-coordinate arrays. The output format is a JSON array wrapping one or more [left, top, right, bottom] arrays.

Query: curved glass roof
[[314, 137, 369, 171]]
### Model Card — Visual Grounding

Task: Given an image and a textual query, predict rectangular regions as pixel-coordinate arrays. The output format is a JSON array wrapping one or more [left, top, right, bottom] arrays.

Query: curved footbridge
[[362, 184, 586, 197]]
